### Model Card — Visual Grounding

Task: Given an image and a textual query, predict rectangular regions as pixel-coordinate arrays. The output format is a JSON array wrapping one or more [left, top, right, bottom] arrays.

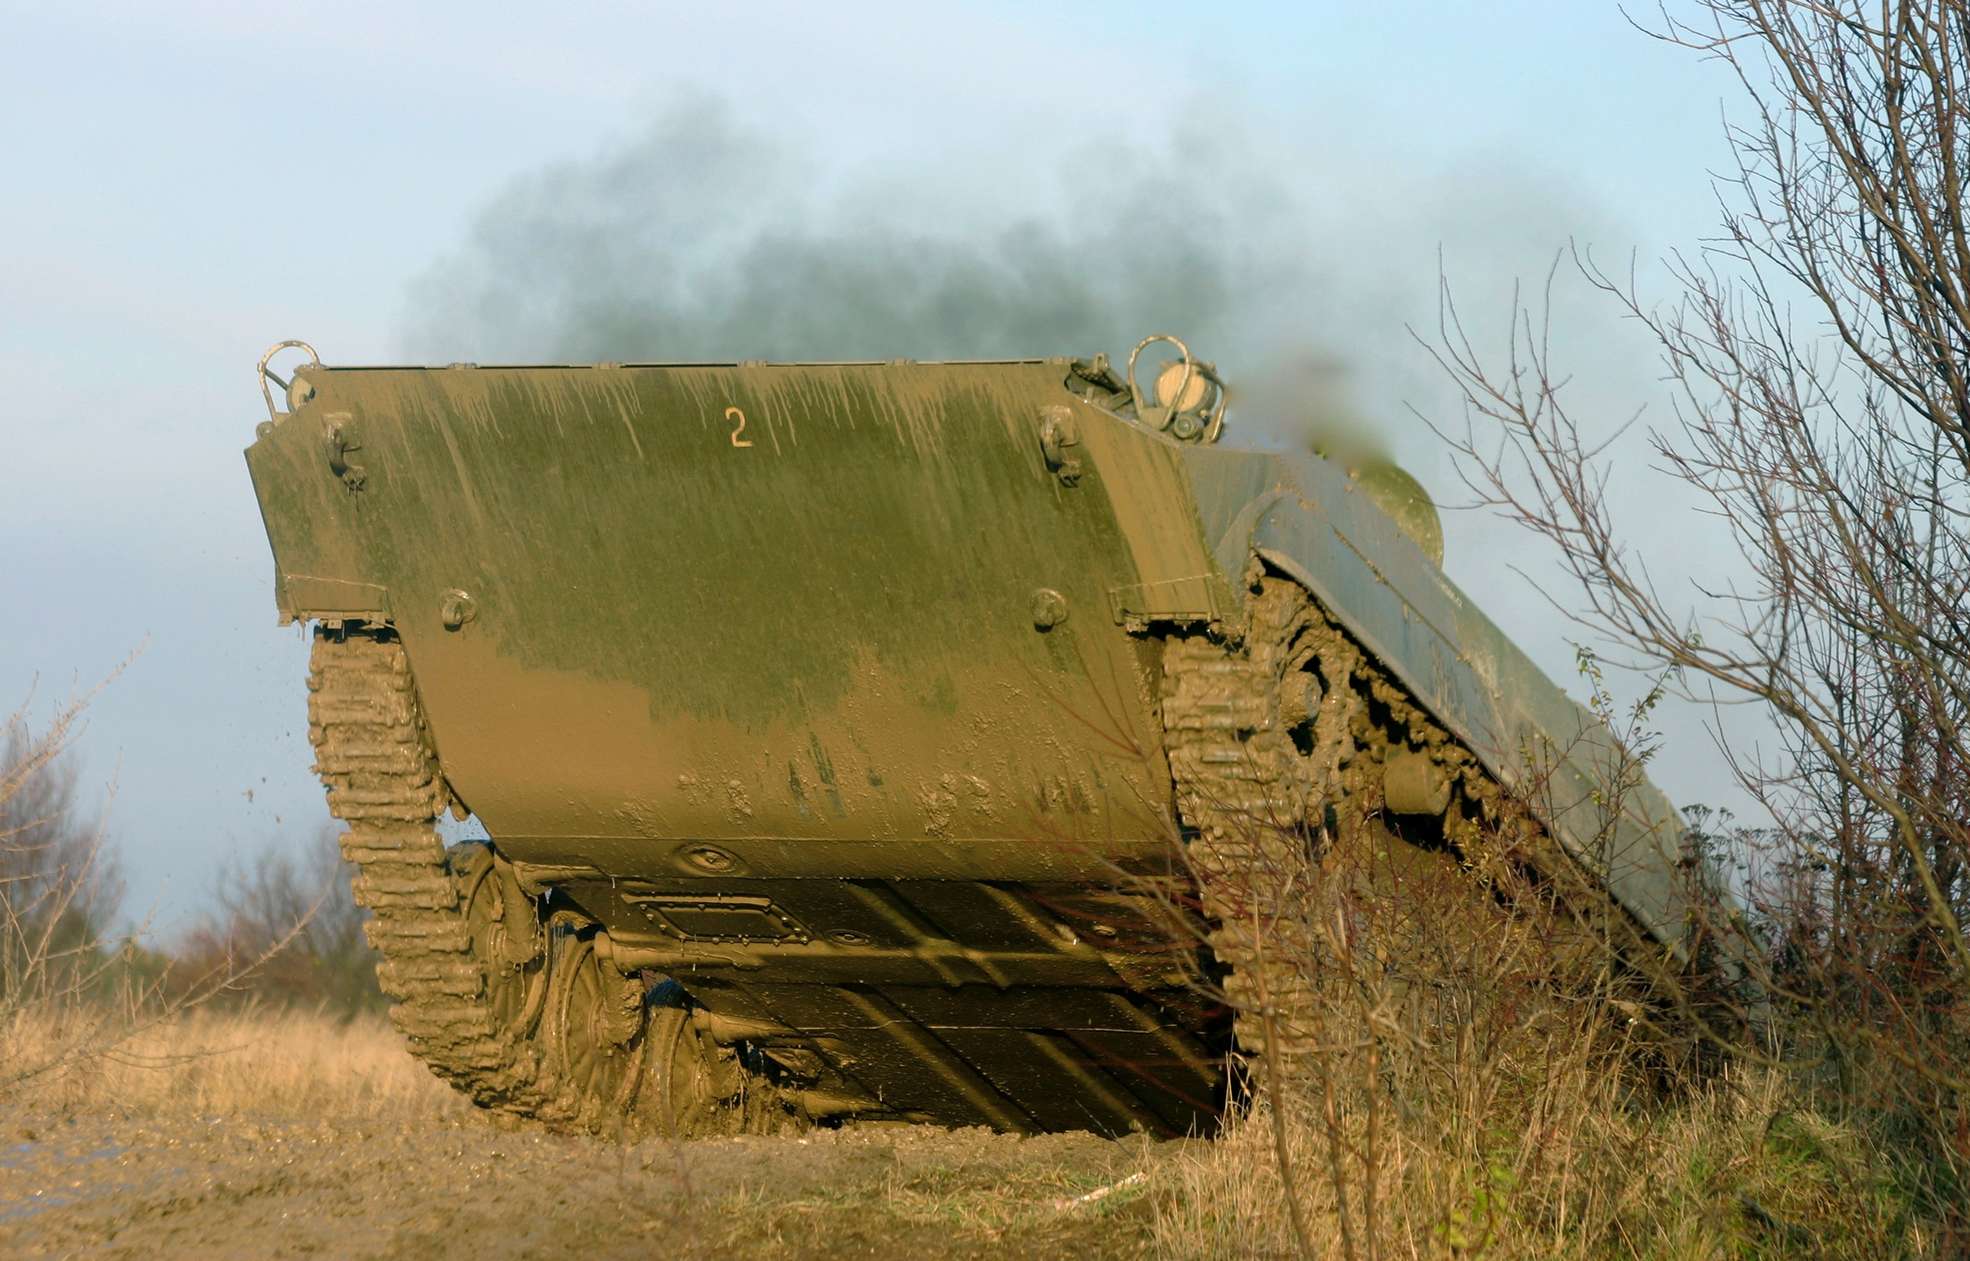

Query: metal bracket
[[277, 575, 389, 624], [624, 893, 812, 945], [1106, 575, 1232, 629], [1037, 406, 1082, 486]]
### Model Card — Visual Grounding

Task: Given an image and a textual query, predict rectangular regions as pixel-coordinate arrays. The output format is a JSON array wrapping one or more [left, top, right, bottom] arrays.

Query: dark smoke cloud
[[399, 98, 1640, 473], [399, 96, 1379, 446]]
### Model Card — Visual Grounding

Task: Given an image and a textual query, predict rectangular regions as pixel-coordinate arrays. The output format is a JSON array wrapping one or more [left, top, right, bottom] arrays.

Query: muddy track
[[309, 629, 581, 1124], [1157, 569, 1622, 1074], [1160, 575, 1352, 1065]]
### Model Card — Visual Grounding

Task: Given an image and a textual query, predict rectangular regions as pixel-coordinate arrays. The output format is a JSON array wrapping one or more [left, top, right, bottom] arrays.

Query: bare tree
[[0, 682, 334, 1094], [178, 826, 382, 1017], [1429, 0, 1970, 1234], [0, 698, 122, 1009]]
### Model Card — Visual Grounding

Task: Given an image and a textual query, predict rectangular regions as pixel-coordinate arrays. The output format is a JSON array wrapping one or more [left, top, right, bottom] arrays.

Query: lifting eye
[[257, 338, 321, 425], [1126, 332, 1228, 443]]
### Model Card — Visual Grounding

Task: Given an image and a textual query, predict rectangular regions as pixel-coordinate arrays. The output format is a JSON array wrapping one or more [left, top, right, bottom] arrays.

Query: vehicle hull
[[247, 356, 1697, 1134]]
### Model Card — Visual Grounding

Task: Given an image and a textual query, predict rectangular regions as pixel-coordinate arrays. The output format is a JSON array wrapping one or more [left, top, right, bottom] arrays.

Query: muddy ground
[[0, 1105, 1171, 1260]]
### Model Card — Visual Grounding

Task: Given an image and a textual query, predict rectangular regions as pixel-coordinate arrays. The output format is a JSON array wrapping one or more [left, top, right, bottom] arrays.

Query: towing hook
[[323, 415, 367, 491]]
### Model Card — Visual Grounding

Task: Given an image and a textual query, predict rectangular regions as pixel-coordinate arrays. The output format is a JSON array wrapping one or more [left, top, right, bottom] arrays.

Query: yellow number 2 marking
[[725, 406, 754, 448]]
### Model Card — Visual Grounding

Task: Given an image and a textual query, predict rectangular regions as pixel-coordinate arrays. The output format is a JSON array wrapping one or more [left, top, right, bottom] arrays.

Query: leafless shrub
[[0, 684, 326, 1095], [0, 695, 121, 1012], [0, 690, 166, 1091], [1145, 692, 1934, 1257], [1422, 0, 1970, 1242], [176, 825, 383, 1018]]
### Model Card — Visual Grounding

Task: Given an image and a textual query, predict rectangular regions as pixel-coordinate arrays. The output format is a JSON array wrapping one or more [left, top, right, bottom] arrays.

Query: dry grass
[[1147, 1067, 1929, 1260], [0, 1002, 1934, 1259], [1132, 752, 1942, 1259], [0, 1006, 462, 1123]]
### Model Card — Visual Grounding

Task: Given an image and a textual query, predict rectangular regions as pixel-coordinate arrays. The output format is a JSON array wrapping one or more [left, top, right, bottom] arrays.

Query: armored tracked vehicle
[[245, 336, 1714, 1138]]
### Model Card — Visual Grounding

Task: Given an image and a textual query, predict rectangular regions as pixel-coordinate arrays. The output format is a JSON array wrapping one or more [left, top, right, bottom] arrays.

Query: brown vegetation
[[1150, 775, 1937, 1258], [8, 1006, 457, 1122], [0, 692, 143, 1090], [0, 701, 120, 986], [0, 687, 381, 1107], [174, 824, 385, 1018], [1417, 0, 1970, 1251]]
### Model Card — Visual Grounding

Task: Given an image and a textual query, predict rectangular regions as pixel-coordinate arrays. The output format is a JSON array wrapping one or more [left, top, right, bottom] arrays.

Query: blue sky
[[1, 1, 1755, 928]]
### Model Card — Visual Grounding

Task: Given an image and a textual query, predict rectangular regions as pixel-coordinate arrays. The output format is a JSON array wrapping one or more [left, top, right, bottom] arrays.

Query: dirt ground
[[0, 1103, 1168, 1260], [0, 1011, 1207, 1259]]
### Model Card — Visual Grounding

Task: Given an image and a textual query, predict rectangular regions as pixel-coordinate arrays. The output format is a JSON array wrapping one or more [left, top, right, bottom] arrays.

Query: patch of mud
[[0, 1104, 1167, 1260]]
